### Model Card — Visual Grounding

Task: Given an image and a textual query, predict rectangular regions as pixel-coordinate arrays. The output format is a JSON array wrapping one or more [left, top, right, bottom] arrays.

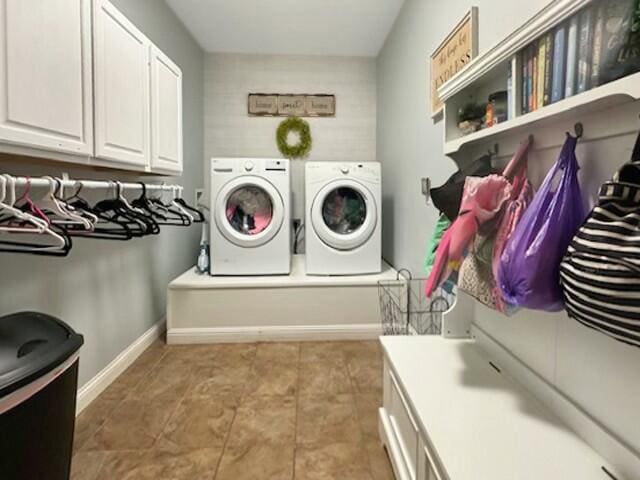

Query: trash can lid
[[0, 312, 84, 398]]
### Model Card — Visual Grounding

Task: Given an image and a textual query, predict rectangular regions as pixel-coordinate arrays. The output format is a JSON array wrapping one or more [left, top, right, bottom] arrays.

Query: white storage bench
[[379, 335, 625, 480]]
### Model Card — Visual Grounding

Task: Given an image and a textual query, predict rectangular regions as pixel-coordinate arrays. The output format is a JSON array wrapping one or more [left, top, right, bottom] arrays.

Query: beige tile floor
[[71, 339, 396, 480]]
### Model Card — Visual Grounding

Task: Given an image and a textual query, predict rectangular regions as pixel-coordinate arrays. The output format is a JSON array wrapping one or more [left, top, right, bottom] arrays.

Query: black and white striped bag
[[559, 132, 640, 348]]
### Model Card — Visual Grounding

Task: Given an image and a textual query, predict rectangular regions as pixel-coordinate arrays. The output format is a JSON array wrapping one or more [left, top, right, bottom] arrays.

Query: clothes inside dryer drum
[[226, 186, 273, 235], [322, 187, 367, 234]]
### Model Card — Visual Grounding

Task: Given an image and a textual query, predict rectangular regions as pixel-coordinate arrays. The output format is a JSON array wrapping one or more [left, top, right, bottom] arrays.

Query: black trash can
[[0, 312, 84, 480]]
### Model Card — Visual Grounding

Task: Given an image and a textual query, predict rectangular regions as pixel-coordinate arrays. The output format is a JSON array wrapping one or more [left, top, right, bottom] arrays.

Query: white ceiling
[[166, 0, 405, 57]]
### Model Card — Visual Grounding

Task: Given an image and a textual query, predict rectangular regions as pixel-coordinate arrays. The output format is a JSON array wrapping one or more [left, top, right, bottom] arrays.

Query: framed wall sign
[[277, 95, 306, 116], [305, 95, 336, 116], [247, 94, 278, 115], [430, 7, 478, 117], [248, 93, 336, 117]]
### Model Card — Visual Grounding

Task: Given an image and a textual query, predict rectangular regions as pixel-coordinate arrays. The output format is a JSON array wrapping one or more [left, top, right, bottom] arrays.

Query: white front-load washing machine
[[210, 158, 291, 275], [305, 162, 381, 275]]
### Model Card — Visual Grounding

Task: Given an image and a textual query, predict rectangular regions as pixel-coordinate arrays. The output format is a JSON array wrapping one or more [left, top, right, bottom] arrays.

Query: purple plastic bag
[[497, 135, 586, 312]]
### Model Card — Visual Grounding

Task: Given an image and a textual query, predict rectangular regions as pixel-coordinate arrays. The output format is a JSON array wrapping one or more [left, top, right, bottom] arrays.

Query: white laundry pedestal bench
[[167, 254, 400, 344], [379, 335, 629, 480]]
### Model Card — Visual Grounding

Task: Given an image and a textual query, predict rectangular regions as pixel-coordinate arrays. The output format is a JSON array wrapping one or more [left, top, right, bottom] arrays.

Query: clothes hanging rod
[[4, 175, 182, 193]]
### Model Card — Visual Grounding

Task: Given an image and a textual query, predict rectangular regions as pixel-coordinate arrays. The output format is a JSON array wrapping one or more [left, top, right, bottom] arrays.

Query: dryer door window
[[216, 177, 284, 248], [226, 186, 274, 236], [311, 179, 377, 251], [322, 187, 367, 235]]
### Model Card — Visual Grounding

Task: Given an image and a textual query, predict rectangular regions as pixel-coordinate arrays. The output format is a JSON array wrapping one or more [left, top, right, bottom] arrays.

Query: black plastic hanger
[[144, 189, 192, 226], [63, 183, 136, 240], [174, 197, 205, 223]]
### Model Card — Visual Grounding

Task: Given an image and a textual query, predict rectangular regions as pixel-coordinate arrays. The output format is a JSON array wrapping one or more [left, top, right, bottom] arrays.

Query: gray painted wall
[[0, 0, 204, 388], [378, 0, 640, 456], [204, 53, 377, 222]]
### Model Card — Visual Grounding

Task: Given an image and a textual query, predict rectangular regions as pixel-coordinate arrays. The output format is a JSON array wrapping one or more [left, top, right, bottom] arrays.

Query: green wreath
[[276, 116, 312, 159]]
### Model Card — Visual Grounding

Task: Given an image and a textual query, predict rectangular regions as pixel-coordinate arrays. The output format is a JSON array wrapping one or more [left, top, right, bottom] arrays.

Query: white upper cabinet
[[150, 46, 183, 174], [0, 0, 93, 156], [93, 0, 151, 169], [0, 0, 183, 174]]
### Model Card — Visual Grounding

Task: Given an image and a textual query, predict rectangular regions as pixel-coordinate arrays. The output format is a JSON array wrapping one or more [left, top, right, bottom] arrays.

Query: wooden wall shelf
[[437, 0, 640, 158], [444, 72, 640, 155]]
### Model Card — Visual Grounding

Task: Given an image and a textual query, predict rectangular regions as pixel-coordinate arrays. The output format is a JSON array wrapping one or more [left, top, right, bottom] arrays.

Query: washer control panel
[[212, 158, 289, 174]]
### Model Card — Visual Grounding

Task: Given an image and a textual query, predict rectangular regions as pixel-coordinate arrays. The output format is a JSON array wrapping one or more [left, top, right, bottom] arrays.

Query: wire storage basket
[[378, 269, 455, 335]]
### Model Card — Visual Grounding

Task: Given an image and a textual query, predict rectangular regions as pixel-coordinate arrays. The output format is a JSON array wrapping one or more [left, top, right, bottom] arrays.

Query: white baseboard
[[471, 323, 640, 479], [76, 319, 166, 415], [167, 323, 382, 344]]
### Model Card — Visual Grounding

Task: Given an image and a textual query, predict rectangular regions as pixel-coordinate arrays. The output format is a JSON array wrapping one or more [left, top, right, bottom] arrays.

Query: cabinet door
[[93, 0, 150, 169], [0, 0, 93, 156], [150, 46, 183, 174]]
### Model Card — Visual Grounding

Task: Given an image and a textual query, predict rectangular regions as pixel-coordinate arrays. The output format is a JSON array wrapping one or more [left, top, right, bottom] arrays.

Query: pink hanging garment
[[425, 137, 534, 301], [425, 174, 512, 297]]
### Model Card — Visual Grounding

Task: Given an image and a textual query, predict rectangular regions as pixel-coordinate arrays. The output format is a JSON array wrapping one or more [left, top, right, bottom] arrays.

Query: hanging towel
[[424, 214, 451, 275]]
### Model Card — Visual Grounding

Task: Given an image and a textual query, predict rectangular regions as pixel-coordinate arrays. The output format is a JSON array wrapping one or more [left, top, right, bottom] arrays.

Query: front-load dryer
[[305, 162, 381, 275], [210, 158, 291, 275]]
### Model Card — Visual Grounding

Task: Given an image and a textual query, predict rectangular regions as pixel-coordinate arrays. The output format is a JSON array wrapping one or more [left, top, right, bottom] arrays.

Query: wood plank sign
[[277, 95, 306, 116], [248, 94, 335, 117], [247, 94, 278, 115], [430, 7, 478, 117]]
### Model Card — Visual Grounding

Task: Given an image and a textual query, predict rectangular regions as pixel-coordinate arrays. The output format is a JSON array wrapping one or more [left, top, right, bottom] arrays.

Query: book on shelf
[[521, 49, 529, 114], [565, 15, 579, 98], [590, 3, 606, 88], [527, 44, 534, 112], [532, 44, 538, 111], [597, 0, 640, 86], [577, 6, 594, 93], [536, 36, 546, 110], [507, 60, 515, 120], [543, 32, 554, 106], [551, 24, 567, 103]]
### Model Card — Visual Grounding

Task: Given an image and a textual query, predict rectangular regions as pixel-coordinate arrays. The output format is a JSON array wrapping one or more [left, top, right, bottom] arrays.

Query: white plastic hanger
[[0, 175, 48, 233], [35, 176, 93, 230], [116, 181, 145, 215], [0, 175, 68, 252], [169, 185, 194, 222], [54, 178, 98, 232]]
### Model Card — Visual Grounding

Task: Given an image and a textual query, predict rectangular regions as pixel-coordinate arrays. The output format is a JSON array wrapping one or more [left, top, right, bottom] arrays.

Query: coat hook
[[574, 122, 584, 139], [488, 143, 499, 157]]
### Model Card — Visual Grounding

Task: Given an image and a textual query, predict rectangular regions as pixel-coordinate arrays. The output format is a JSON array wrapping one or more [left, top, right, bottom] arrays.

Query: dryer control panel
[[306, 162, 380, 184]]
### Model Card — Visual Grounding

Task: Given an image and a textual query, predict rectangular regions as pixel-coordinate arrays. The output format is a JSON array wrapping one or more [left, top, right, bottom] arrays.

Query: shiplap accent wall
[[203, 53, 377, 222]]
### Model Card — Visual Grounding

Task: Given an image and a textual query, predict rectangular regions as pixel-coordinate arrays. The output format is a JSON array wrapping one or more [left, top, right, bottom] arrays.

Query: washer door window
[[216, 177, 284, 248], [311, 179, 377, 251]]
